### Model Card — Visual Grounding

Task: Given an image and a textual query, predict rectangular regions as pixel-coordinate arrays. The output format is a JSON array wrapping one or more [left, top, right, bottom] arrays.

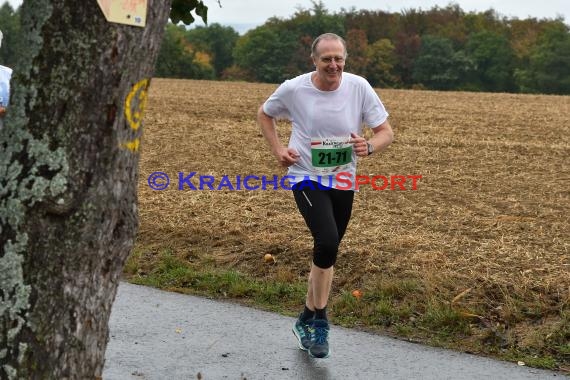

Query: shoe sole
[[292, 327, 309, 351], [308, 348, 331, 359]]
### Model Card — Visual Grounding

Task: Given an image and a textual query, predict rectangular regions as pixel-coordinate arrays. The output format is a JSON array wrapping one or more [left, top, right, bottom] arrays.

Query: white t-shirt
[[0, 65, 12, 130], [263, 72, 389, 190], [0, 65, 12, 107]]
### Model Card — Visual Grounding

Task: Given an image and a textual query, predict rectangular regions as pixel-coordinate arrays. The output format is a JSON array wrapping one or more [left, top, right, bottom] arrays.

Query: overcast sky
[[4, 0, 569, 33]]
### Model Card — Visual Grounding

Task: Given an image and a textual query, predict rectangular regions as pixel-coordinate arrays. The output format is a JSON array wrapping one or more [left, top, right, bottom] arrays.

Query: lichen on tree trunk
[[0, 0, 172, 378]]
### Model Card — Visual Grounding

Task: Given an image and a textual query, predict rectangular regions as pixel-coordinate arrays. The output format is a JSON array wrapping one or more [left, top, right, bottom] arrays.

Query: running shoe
[[309, 319, 330, 358], [292, 315, 312, 351]]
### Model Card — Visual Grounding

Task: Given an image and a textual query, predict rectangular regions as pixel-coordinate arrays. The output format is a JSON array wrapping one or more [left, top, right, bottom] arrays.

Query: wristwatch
[[366, 141, 374, 155]]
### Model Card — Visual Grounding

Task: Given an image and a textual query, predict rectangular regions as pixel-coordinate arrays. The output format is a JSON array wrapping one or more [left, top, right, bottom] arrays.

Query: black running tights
[[292, 180, 354, 269]]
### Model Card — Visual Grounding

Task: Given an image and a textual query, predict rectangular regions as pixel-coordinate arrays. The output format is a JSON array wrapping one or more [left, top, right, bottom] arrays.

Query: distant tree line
[[1, 1, 569, 94]]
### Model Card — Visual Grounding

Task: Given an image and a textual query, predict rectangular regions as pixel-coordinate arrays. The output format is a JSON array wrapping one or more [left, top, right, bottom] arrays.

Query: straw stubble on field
[[134, 78, 569, 363]]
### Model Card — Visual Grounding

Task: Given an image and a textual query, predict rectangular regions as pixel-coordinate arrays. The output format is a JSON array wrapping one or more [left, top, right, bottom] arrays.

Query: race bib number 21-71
[[311, 137, 353, 174]]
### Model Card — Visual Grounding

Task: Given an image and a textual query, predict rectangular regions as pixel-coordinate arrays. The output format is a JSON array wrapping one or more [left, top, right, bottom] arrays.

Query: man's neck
[[311, 72, 341, 91]]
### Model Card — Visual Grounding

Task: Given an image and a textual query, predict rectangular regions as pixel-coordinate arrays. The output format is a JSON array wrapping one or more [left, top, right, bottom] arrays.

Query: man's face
[[313, 39, 346, 90]]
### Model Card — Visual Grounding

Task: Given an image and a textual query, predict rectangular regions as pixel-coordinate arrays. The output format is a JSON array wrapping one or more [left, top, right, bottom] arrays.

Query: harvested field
[[129, 78, 569, 368]]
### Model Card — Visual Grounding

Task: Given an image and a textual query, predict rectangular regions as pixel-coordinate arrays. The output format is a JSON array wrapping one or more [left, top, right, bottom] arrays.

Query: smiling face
[[312, 37, 346, 91]]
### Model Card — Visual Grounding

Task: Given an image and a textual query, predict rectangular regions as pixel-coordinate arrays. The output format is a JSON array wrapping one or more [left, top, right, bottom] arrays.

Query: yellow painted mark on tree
[[123, 138, 140, 152], [122, 78, 149, 152], [125, 78, 149, 131]]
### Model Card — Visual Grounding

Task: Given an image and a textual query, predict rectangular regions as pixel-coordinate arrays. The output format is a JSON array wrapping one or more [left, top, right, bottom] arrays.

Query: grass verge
[[125, 248, 306, 314]]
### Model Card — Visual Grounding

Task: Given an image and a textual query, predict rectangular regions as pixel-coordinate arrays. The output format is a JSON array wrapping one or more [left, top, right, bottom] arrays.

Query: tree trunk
[[0, 0, 171, 378]]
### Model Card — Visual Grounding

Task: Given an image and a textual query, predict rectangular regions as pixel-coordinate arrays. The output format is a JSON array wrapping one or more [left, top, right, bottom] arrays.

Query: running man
[[257, 33, 394, 358]]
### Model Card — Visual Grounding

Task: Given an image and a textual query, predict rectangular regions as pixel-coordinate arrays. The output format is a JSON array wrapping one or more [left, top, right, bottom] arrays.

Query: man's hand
[[350, 132, 368, 157], [275, 147, 300, 167], [0, 106, 6, 117]]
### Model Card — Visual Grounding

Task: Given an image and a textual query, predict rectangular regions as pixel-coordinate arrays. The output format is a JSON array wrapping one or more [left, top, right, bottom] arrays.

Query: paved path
[[103, 283, 563, 379]]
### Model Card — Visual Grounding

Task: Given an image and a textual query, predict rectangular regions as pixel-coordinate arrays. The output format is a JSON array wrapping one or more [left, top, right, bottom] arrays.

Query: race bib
[[311, 137, 353, 174]]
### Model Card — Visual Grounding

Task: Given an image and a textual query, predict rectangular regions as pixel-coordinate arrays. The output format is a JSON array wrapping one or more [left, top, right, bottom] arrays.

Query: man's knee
[[313, 241, 339, 269]]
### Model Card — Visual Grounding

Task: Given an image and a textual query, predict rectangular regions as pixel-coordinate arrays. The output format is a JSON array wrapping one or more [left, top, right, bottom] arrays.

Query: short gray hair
[[311, 33, 347, 58]]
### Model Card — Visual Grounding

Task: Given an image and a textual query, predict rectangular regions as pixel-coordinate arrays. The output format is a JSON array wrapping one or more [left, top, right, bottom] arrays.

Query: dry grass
[[130, 78, 569, 367]]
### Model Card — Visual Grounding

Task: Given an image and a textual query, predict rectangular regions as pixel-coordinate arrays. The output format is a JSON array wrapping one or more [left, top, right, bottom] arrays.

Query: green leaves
[[195, 2, 208, 24], [170, 0, 208, 25], [412, 35, 474, 90]]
